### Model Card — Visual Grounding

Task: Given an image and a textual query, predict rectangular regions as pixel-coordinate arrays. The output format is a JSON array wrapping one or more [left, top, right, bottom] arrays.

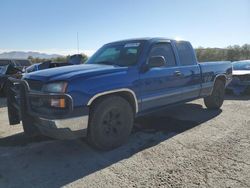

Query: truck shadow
[[0, 103, 221, 187], [225, 94, 250, 101], [0, 133, 51, 147]]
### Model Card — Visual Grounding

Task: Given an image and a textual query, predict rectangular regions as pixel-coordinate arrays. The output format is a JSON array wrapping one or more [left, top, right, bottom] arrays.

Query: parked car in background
[[0, 59, 31, 96], [25, 54, 84, 73], [226, 60, 250, 95], [7, 38, 232, 150]]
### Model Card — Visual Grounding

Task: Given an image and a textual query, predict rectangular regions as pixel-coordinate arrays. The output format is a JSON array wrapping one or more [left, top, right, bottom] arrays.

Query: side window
[[175, 42, 196, 66], [119, 48, 138, 66], [149, 43, 176, 67]]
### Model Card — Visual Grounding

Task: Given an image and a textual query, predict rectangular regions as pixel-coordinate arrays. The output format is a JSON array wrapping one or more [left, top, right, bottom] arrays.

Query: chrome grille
[[236, 75, 250, 82], [25, 79, 44, 91]]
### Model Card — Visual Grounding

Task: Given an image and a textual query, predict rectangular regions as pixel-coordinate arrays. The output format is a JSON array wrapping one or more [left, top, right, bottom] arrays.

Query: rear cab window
[[149, 43, 176, 67], [175, 41, 196, 66]]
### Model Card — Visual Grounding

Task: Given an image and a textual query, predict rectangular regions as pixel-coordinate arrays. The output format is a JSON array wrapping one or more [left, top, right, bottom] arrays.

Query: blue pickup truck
[[7, 38, 232, 150]]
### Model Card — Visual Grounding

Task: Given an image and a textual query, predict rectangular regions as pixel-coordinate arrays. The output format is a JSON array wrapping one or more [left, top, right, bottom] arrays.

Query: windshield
[[233, 61, 250, 70], [86, 42, 143, 66], [26, 64, 37, 73]]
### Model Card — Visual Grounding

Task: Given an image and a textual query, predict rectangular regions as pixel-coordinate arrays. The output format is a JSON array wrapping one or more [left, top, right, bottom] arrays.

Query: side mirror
[[148, 56, 166, 68]]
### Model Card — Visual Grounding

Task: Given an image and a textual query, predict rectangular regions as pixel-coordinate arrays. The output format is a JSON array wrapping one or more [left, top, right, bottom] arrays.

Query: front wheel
[[204, 80, 225, 109], [87, 95, 134, 150]]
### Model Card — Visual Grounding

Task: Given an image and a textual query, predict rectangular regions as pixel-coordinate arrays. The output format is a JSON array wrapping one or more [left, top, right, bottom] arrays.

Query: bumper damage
[[34, 116, 89, 139], [7, 78, 89, 139]]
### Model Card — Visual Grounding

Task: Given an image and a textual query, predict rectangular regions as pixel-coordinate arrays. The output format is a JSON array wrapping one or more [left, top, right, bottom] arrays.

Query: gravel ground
[[0, 95, 249, 188]]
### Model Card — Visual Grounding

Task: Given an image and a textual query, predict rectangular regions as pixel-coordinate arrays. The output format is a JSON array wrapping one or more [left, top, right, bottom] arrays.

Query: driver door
[[139, 42, 183, 111]]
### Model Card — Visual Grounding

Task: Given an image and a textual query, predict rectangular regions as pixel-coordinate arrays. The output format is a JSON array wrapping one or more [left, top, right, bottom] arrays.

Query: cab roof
[[105, 37, 188, 45]]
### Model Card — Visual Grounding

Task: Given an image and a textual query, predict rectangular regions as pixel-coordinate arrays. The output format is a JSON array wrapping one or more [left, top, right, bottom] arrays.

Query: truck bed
[[199, 61, 232, 97]]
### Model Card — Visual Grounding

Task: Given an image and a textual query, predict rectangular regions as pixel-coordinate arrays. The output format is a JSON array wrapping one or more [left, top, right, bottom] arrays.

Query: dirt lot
[[0, 96, 250, 188]]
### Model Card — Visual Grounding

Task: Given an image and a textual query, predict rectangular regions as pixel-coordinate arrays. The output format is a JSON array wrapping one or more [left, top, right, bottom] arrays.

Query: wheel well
[[215, 75, 226, 86], [88, 91, 138, 115], [115, 91, 137, 114]]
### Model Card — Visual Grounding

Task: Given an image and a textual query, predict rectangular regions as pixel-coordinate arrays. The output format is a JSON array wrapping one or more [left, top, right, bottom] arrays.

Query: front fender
[[66, 68, 140, 108]]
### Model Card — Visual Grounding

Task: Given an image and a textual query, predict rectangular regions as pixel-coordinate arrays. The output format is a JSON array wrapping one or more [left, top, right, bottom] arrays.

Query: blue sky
[[0, 0, 249, 56]]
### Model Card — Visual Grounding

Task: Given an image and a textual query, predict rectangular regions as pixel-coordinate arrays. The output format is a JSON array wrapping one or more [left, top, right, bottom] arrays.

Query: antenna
[[77, 32, 79, 54]]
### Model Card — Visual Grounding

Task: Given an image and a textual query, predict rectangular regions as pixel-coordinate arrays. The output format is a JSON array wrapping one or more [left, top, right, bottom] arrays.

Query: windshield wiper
[[94, 61, 115, 65], [91, 61, 123, 67]]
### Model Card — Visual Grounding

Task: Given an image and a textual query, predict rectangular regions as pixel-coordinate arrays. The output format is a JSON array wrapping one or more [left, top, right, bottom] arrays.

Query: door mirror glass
[[148, 56, 166, 68]]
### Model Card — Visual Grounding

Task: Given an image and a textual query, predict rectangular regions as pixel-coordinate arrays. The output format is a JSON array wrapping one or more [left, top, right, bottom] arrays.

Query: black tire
[[204, 80, 225, 109], [87, 95, 134, 150]]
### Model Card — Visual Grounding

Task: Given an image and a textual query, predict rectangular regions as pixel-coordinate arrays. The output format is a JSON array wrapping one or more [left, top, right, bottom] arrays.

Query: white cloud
[[0, 48, 96, 57]]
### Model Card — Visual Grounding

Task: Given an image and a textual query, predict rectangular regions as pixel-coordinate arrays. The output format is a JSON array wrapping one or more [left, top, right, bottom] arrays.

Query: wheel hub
[[102, 110, 122, 136]]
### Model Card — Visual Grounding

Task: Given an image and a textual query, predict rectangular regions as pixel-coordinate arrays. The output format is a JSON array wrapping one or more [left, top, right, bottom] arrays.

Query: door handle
[[174, 71, 182, 76]]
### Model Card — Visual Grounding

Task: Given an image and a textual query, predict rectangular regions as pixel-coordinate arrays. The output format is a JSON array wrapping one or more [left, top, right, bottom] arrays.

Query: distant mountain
[[0, 51, 63, 59]]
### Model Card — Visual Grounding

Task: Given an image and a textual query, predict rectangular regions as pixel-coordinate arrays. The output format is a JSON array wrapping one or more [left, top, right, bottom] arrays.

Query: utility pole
[[77, 32, 79, 54]]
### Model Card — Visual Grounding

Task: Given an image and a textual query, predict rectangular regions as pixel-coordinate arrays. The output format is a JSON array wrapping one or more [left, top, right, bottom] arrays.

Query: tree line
[[196, 44, 250, 62], [28, 53, 88, 64]]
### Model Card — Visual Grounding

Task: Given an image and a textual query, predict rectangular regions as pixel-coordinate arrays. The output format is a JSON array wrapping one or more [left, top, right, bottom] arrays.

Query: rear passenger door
[[174, 41, 201, 100], [139, 42, 183, 111]]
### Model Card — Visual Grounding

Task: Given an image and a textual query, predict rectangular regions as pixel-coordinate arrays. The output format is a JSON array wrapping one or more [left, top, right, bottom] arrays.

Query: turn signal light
[[51, 99, 66, 108]]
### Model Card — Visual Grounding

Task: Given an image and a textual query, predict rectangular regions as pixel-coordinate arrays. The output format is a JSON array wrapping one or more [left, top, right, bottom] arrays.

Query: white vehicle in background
[[227, 60, 250, 95]]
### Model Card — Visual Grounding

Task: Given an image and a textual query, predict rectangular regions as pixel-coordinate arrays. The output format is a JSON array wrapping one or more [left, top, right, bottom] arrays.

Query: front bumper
[[226, 77, 250, 95], [7, 78, 89, 139], [34, 116, 89, 139]]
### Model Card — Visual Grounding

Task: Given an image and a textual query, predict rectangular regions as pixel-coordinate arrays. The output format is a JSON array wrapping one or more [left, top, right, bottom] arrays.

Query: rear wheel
[[87, 95, 134, 150], [204, 79, 225, 109]]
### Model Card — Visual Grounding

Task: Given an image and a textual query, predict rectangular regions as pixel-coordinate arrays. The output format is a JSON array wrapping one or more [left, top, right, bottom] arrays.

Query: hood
[[23, 64, 128, 82]]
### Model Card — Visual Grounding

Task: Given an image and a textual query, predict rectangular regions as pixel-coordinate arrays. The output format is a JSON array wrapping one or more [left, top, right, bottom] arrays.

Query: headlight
[[42, 82, 68, 108], [43, 82, 68, 93]]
